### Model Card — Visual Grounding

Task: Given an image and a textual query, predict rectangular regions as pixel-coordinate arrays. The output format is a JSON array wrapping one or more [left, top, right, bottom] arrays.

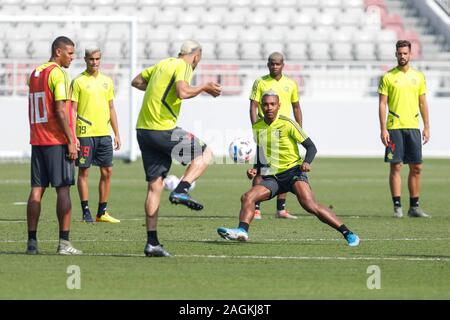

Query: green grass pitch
[[0, 158, 449, 299]]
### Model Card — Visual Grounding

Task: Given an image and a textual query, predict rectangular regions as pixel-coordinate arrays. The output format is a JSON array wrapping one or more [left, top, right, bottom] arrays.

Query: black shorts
[[384, 129, 422, 164], [137, 127, 207, 182], [76, 136, 113, 168], [31, 145, 75, 188], [260, 165, 309, 199]]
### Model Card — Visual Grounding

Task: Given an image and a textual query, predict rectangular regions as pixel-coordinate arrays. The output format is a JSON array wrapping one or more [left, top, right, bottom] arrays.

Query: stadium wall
[[1, 96, 449, 159]]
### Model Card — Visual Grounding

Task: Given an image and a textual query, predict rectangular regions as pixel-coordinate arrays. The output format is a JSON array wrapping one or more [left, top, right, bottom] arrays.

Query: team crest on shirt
[[103, 83, 108, 89], [411, 79, 417, 85], [284, 86, 289, 92]]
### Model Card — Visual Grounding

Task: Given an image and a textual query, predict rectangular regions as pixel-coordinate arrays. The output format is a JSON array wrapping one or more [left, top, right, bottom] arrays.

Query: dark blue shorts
[[31, 145, 75, 188], [384, 129, 422, 164], [76, 136, 113, 168], [260, 165, 309, 199]]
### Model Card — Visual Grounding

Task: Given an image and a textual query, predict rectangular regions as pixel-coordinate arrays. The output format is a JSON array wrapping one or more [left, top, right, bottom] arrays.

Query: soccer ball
[[163, 175, 180, 191], [163, 175, 196, 191], [229, 137, 256, 163]]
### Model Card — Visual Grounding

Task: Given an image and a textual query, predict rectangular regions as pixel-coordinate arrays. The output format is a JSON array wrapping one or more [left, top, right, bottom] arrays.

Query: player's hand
[[114, 136, 121, 150], [68, 142, 78, 160], [380, 129, 390, 147], [301, 162, 311, 172], [246, 168, 257, 180], [422, 128, 430, 145], [204, 82, 222, 97]]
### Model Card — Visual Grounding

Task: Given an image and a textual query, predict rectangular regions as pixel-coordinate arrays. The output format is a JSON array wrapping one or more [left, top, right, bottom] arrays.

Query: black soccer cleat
[[169, 192, 204, 211]]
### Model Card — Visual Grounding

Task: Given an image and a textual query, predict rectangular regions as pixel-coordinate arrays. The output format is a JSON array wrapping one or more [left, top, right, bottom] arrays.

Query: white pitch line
[[1, 238, 450, 243], [71, 252, 450, 262]]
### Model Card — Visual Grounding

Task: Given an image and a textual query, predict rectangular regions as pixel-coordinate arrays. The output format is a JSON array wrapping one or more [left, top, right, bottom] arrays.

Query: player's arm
[[71, 101, 80, 150], [176, 80, 221, 99], [378, 93, 390, 147], [109, 100, 121, 150], [249, 100, 259, 125], [131, 73, 148, 91], [55, 100, 77, 160], [300, 138, 317, 172], [419, 94, 430, 144], [292, 101, 302, 127]]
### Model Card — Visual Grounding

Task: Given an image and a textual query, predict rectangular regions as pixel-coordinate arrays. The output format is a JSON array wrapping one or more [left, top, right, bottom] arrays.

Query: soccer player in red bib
[[26, 36, 82, 255]]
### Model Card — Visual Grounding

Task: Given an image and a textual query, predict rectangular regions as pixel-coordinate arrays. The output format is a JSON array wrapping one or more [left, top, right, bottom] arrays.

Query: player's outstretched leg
[[293, 181, 360, 247]]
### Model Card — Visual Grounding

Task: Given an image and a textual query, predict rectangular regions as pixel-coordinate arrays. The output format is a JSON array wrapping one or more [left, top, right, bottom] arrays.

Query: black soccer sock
[[255, 202, 260, 210], [147, 230, 160, 246], [59, 230, 70, 241], [174, 181, 191, 194], [410, 197, 419, 208], [28, 231, 37, 241], [277, 199, 286, 211], [97, 202, 107, 216], [392, 197, 401, 207], [238, 222, 249, 232], [336, 224, 351, 237], [81, 200, 89, 213]]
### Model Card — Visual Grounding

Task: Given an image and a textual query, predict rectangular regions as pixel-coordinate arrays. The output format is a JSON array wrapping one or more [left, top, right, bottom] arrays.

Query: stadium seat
[[163, 0, 184, 7], [261, 26, 289, 43], [240, 42, 263, 60], [298, 0, 320, 8], [146, 41, 171, 59], [201, 10, 223, 26], [272, 8, 293, 27], [332, 42, 354, 60], [195, 26, 221, 42], [240, 26, 265, 43], [178, 8, 203, 25], [277, 0, 298, 8], [320, 0, 342, 8], [309, 42, 330, 60], [377, 42, 394, 60], [263, 42, 285, 58], [246, 9, 268, 27], [285, 26, 313, 42], [219, 26, 241, 42], [216, 42, 240, 60], [354, 42, 376, 60], [200, 41, 216, 60], [228, 0, 252, 8], [223, 8, 251, 26], [286, 43, 309, 61]]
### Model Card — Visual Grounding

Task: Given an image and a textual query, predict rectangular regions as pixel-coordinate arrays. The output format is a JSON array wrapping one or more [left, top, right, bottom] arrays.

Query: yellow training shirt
[[71, 71, 114, 137], [253, 115, 309, 176], [136, 57, 193, 131], [378, 67, 427, 129], [28, 62, 70, 101], [249, 74, 299, 119]]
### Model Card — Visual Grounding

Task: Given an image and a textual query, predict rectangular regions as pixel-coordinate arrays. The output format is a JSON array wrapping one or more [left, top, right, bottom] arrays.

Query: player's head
[[261, 90, 280, 122], [179, 40, 202, 69], [51, 36, 75, 68], [395, 40, 411, 67], [267, 52, 284, 78], [84, 46, 102, 74]]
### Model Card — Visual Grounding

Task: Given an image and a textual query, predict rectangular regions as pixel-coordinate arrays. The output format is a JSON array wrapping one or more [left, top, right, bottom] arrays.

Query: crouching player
[[217, 90, 360, 246]]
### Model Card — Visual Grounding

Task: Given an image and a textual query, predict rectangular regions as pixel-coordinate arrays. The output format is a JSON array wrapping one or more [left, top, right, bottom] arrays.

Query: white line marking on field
[[1, 238, 450, 243], [13, 202, 27, 205], [78, 252, 450, 262]]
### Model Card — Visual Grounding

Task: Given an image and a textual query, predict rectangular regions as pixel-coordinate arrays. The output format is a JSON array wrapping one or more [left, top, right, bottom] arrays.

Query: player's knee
[[410, 165, 422, 175], [101, 167, 113, 179], [78, 168, 89, 178], [241, 192, 256, 205]]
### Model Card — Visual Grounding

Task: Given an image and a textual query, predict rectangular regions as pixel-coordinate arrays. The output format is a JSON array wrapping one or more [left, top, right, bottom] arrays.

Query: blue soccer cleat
[[82, 211, 94, 223], [169, 192, 204, 211], [345, 232, 360, 247], [217, 227, 248, 241]]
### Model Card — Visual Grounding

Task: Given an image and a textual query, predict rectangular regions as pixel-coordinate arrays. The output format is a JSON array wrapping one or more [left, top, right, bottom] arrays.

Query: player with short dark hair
[[218, 91, 360, 247], [249, 52, 302, 220], [131, 40, 222, 257], [26, 36, 81, 255], [378, 40, 431, 218], [71, 47, 121, 224]]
